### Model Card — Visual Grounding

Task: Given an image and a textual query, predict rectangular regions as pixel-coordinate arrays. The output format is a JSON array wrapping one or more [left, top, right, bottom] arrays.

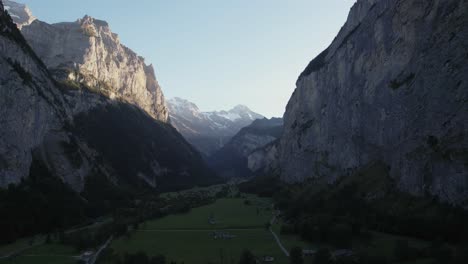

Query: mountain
[[0, 0, 71, 187], [0, 1, 218, 192], [167, 97, 264, 155], [0, 1, 221, 242], [3, 0, 35, 29], [254, 0, 468, 206], [20, 14, 168, 121], [209, 118, 283, 178]]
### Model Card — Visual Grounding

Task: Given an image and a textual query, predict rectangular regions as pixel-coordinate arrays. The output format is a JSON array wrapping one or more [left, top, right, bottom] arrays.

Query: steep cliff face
[[20, 15, 168, 121], [167, 97, 264, 155], [210, 118, 283, 178], [248, 142, 279, 175], [278, 0, 468, 205], [0, 2, 91, 188]]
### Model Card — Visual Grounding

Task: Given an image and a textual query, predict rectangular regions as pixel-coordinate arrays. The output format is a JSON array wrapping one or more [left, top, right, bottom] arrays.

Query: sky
[[19, 0, 355, 117]]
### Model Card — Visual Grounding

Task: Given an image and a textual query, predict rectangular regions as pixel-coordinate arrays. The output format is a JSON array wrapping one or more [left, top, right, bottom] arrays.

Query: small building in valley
[[261, 256, 275, 262], [211, 231, 236, 240]]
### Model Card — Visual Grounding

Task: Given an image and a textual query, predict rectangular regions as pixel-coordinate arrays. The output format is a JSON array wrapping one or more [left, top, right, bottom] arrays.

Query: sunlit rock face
[[20, 15, 168, 121], [167, 97, 264, 155], [3, 0, 35, 29], [276, 0, 468, 205]]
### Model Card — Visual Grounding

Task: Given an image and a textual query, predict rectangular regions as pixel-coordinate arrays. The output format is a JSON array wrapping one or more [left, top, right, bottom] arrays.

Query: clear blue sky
[[19, 0, 355, 117]]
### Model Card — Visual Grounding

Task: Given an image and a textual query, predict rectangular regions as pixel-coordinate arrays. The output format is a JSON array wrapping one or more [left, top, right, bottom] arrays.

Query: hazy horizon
[[18, 0, 355, 117]]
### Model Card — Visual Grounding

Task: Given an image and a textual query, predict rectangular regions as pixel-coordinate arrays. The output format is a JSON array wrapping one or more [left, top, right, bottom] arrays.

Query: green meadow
[[0, 244, 78, 264], [105, 197, 301, 264]]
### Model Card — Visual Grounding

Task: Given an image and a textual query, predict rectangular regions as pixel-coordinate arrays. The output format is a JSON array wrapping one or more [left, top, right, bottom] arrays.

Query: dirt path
[[269, 212, 289, 257], [87, 236, 113, 264]]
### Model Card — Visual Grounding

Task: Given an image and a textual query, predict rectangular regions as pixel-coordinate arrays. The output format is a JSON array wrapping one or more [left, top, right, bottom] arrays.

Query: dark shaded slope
[[71, 102, 221, 191], [209, 118, 283, 178]]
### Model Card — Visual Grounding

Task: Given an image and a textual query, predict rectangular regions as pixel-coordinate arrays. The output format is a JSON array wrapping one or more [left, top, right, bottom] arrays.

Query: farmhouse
[[261, 256, 275, 262], [211, 231, 236, 240]]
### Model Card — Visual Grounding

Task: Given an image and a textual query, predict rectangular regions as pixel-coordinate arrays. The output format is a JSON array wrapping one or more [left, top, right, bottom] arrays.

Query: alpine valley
[[1, 0, 468, 264]]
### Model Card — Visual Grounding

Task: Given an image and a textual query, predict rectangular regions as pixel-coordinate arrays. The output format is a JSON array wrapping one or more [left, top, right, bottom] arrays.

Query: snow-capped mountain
[[167, 97, 264, 156], [3, 0, 35, 29]]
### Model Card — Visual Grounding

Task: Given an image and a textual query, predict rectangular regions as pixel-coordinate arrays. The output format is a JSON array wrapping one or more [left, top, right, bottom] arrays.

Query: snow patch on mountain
[[167, 97, 265, 155], [217, 112, 241, 121]]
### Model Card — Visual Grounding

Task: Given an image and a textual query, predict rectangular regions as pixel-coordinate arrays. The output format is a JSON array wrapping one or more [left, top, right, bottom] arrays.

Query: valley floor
[[0, 186, 447, 264], [101, 197, 300, 264]]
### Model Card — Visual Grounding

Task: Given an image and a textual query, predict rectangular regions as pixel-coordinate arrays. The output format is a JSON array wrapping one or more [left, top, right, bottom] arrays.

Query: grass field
[[160, 184, 227, 199], [111, 229, 284, 263], [105, 197, 309, 263], [1, 190, 435, 264], [0, 244, 78, 264], [0, 236, 45, 257], [144, 197, 272, 230], [0, 219, 107, 264]]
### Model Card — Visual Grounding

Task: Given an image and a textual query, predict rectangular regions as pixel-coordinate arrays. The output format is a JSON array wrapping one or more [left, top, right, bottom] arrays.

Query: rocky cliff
[[0, 1, 86, 188], [3, 0, 35, 29], [20, 15, 168, 121], [209, 118, 283, 178], [277, 0, 468, 205], [167, 97, 264, 155]]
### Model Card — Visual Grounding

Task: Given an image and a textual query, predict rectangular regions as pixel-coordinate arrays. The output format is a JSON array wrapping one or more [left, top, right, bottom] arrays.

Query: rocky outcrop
[[20, 15, 168, 121], [167, 97, 264, 155], [210, 118, 283, 178], [277, 0, 468, 205], [3, 0, 35, 29], [248, 142, 279, 174]]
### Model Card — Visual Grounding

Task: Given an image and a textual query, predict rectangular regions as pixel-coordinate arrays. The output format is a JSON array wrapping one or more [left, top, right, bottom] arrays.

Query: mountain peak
[[230, 104, 251, 112], [167, 97, 200, 112], [167, 97, 265, 155], [3, 0, 35, 29], [79, 14, 109, 28], [227, 104, 264, 121], [19, 6, 168, 122]]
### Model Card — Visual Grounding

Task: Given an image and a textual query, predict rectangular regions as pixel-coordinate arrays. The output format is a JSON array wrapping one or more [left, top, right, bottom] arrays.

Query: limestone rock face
[[0, 2, 91, 188], [277, 0, 468, 205], [167, 97, 264, 155], [248, 143, 279, 174], [3, 0, 35, 29], [21, 15, 168, 121]]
